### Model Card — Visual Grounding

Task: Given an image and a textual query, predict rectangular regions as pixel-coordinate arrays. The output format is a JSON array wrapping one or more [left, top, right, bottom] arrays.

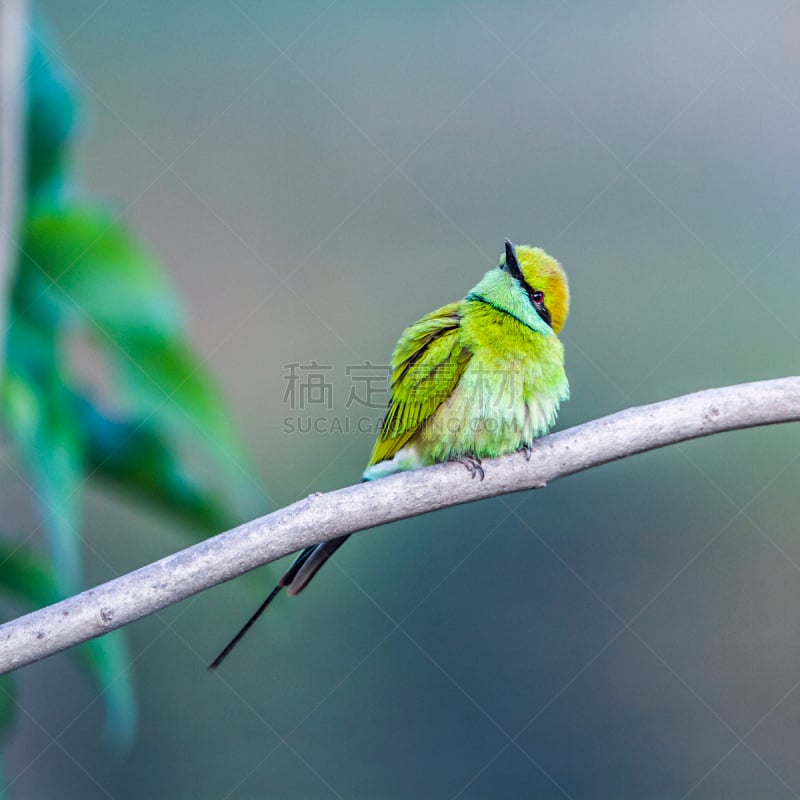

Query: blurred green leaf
[[72, 392, 233, 530], [0, 536, 60, 609], [113, 335, 241, 461], [3, 317, 83, 597], [3, 323, 139, 751], [26, 13, 78, 206], [80, 632, 136, 750], [111, 335, 262, 526], [16, 208, 260, 526], [20, 209, 183, 339], [0, 672, 17, 798], [0, 6, 265, 763], [0, 675, 15, 744], [0, 539, 135, 748]]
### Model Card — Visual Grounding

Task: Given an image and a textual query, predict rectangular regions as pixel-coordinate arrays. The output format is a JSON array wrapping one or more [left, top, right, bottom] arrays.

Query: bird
[[208, 239, 570, 670]]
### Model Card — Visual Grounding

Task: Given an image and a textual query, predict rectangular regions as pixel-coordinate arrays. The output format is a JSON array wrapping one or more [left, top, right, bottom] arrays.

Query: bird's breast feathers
[[416, 335, 568, 462]]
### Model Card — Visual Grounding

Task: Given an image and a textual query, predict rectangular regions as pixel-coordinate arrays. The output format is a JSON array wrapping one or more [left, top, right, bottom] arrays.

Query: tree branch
[[1, 376, 799, 674], [0, 0, 27, 375]]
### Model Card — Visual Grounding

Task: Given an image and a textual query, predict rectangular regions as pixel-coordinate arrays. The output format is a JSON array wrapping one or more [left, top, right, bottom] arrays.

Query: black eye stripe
[[534, 300, 551, 326], [502, 252, 552, 326], [519, 280, 546, 310], [514, 272, 539, 303], [519, 282, 551, 326]]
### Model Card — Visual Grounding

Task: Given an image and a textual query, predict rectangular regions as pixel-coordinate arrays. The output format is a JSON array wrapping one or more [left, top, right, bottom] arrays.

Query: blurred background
[[4, 0, 800, 797]]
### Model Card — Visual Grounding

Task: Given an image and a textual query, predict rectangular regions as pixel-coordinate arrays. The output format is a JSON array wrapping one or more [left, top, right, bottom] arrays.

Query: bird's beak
[[504, 238, 524, 282]]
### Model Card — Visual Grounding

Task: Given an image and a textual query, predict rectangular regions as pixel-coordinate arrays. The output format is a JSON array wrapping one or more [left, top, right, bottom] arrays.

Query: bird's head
[[499, 239, 569, 334], [471, 239, 569, 335]]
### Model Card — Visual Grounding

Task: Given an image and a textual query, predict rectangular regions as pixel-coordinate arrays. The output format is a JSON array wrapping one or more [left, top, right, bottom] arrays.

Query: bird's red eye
[[532, 290, 544, 304]]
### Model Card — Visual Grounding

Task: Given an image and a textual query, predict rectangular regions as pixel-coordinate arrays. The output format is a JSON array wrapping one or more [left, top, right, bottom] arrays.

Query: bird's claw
[[520, 443, 532, 461], [451, 454, 484, 481]]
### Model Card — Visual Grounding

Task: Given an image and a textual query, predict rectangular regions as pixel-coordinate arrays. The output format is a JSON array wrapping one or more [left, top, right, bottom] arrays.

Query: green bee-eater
[[209, 239, 569, 669]]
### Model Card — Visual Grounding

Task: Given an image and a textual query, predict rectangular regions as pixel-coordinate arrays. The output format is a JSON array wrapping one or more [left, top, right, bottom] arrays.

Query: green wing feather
[[368, 301, 471, 466]]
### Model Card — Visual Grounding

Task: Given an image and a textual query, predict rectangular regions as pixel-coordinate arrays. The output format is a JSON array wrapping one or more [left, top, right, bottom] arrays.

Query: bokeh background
[[6, 1, 800, 797]]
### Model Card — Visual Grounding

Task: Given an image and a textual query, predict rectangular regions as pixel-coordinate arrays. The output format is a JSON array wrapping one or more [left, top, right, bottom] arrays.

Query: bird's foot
[[451, 453, 484, 481], [519, 443, 532, 461]]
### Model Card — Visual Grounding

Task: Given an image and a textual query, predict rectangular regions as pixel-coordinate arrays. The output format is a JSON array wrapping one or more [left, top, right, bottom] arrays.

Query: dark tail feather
[[208, 582, 283, 670], [285, 535, 351, 596], [276, 544, 318, 588], [208, 539, 349, 670]]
